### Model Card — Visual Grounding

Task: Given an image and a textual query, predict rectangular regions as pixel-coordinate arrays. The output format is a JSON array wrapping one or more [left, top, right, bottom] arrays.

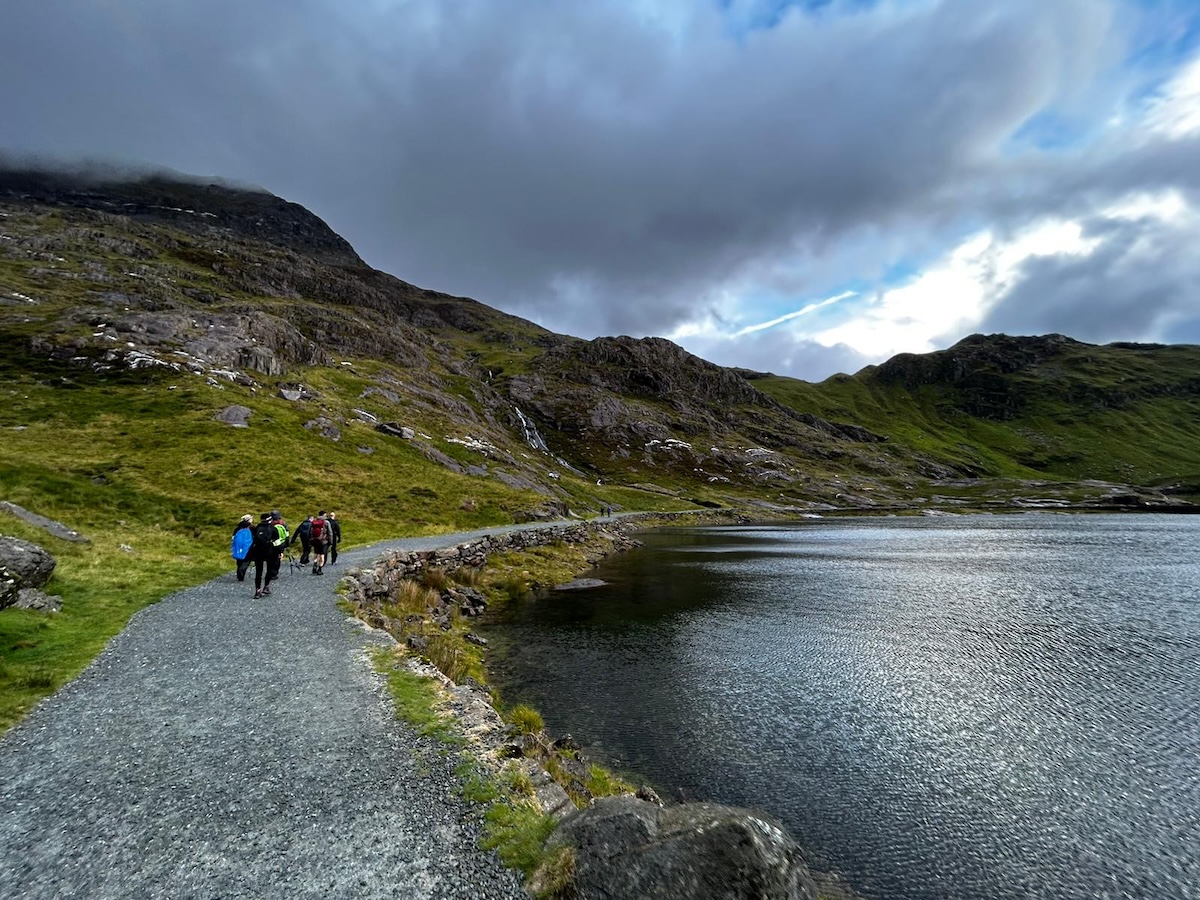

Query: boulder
[[0, 569, 18, 609], [14, 588, 62, 613], [548, 796, 817, 900], [0, 536, 56, 588], [214, 405, 252, 427], [304, 417, 342, 441], [0, 502, 88, 543], [375, 422, 415, 439]]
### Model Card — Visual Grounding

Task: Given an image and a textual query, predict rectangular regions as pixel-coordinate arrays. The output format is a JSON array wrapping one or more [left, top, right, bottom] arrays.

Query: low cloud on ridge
[[1, 0, 1198, 379]]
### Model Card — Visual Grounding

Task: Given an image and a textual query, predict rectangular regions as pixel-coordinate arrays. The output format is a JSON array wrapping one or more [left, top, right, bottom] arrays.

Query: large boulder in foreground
[[546, 795, 818, 900], [0, 536, 56, 588]]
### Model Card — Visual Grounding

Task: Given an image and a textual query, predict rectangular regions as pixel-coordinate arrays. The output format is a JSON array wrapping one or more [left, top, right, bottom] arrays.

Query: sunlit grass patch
[[370, 648, 460, 744]]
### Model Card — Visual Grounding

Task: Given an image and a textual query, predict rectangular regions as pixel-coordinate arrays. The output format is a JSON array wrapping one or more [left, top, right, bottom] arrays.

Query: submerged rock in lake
[[552, 577, 608, 591]]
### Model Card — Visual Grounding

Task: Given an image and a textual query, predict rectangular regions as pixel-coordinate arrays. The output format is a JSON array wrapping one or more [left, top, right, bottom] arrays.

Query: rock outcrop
[[0, 536, 61, 611], [0, 502, 88, 543], [0, 536, 56, 588], [544, 795, 818, 900]]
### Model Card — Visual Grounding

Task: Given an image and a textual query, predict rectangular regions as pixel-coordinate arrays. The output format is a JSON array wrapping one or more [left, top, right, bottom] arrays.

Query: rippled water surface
[[484, 515, 1200, 900]]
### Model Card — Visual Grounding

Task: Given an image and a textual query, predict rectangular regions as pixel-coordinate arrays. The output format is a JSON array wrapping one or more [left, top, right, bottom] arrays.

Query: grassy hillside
[[756, 335, 1200, 491], [3, 171, 1200, 730]]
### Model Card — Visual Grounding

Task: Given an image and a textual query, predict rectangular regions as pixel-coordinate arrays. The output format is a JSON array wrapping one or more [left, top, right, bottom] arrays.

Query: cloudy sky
[[2, 0, 1199, 380]]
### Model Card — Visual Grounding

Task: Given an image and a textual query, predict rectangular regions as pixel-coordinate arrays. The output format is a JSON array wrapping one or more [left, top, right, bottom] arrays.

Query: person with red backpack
[[309, 510, 330, 575]]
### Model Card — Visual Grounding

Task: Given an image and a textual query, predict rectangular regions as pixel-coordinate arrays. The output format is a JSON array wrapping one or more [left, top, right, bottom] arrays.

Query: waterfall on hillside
[[514, 407, 552, 453], [514, 406, 588, 476]]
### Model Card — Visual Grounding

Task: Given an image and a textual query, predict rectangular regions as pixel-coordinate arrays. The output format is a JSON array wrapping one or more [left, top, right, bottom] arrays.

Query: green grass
[[757, 341, 1200, 486], [481, 800, 559, 874], [505, 704, 545, 735], [371, 649, 461, 743], [368, 648, 564, 886], [0, 348, 578, 731]]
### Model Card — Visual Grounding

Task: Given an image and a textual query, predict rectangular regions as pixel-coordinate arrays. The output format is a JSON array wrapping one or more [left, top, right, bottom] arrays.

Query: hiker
[[290, 515, 313, 565], [309, 510, 330, 575], [271, 511, 289, 559], [328, 512, 342, 564], [250, 513, 278, 598], [231, 513, 254, 582]]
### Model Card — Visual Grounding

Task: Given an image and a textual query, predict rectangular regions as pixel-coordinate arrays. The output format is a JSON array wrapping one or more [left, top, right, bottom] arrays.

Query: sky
[[1, 0, 1199, 381]]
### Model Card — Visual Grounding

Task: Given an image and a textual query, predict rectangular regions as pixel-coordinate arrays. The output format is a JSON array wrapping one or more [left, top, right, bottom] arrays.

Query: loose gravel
[[0, 524, 575, 900]]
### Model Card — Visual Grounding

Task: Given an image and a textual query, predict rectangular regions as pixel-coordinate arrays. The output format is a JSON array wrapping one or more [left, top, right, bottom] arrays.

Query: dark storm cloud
[[0, 0, 1191, 371], [979, 212, 1200, 344]]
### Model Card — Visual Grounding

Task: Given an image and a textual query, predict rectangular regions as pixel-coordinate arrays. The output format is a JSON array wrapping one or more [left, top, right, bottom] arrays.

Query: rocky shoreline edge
[[340, 513, 855, 899]]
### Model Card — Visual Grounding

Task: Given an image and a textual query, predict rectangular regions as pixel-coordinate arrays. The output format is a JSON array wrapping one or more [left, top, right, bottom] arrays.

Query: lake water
[[483, 514, 1200, 900]]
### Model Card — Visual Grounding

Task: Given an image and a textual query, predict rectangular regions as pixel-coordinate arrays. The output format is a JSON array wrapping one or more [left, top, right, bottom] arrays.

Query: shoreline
[[342, 510, 864, 898]]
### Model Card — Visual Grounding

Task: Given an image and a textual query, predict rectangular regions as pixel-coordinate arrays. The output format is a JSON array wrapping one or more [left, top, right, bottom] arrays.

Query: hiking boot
[[312, 563, 318, 574], [317, 566, 324, 575]]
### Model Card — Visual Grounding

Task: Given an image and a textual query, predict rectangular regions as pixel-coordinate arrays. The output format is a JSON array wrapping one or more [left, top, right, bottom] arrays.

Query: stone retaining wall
[[340, 514, 680, 610]]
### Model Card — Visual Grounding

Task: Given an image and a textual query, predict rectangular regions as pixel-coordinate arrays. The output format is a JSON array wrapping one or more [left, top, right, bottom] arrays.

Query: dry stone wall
[[340, 517, 662, 611]]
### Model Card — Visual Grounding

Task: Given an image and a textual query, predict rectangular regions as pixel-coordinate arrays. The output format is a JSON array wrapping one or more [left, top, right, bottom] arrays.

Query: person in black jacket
[[250, 513, 278, 598], [327, 512, 342, 564], [290, 516, 314, 565]]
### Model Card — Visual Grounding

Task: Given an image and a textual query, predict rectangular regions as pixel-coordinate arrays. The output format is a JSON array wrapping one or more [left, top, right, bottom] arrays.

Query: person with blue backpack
[[230, 514, 253, 582]]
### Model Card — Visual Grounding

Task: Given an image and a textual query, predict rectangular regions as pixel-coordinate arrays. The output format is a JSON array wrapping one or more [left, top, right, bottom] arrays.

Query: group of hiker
[[229, 510, 342, 598]]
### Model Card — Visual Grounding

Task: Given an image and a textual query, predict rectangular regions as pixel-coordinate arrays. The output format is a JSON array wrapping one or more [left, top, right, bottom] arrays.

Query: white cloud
[[806, 219, 1099, 358], [672, 187, 1194, 376], [1145, 52, 1200, 139]]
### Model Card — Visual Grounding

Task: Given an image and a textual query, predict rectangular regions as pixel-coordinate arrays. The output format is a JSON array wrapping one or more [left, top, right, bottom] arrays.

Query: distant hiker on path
[[328, 512, 342, 564], [290, 516, 314, 565], [309, 511, 330, 575], [231, 514, 253, 582]]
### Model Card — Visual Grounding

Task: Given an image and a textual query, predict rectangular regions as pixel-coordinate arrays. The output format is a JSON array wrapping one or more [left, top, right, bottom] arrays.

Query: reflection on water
[[484, 514, 1200, 900]]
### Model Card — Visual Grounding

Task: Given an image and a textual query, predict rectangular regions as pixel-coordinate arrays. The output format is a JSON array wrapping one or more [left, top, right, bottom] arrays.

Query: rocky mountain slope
[[2, 167, 1199, 522]]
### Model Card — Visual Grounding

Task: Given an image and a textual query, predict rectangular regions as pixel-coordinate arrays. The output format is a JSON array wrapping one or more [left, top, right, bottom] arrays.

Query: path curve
[[0, 519, 592, 899]]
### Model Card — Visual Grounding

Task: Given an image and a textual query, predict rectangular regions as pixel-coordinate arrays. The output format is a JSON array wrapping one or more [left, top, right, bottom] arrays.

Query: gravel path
[[0, 522, 584, 900]]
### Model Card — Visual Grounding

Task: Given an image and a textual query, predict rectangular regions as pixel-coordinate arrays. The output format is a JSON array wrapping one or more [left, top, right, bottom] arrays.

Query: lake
[[483, 514, 1200, 900]]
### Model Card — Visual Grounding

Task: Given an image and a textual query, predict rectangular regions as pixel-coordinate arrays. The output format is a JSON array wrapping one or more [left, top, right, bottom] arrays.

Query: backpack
[[310, 517, 327, 543], [231, 526, 253, 560], [252, 521, 275, 554]]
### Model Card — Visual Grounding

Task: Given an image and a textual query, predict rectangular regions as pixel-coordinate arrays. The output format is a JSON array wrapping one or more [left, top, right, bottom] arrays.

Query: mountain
[[4, 166, 1200, 728], [2, 166, 1199, 534]]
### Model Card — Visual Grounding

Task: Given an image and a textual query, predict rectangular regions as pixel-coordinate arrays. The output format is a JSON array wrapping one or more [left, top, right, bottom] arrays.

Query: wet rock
[[553, 734, 581, 753], [636, 785, 665, 807], [550, 796, 817, 900], [552, 577, 607, 591]]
